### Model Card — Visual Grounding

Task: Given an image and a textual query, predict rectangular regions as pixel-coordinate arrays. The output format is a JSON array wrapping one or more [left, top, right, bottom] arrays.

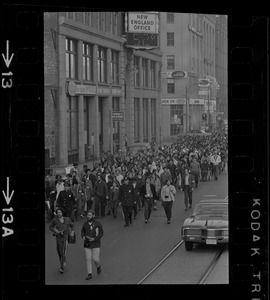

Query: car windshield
[[193, 204, 228, 216]]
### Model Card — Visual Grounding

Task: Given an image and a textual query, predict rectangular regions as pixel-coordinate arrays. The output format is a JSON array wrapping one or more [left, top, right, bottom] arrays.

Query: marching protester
[[118, 177, 136, 227], [180, 168, 196, 211], [94, 174, 109, 218], [81, 209, 104, 280], [161, 179, 177, 224], [140, 177, 157, 224], [210, 151, 222, 180], [57, 182, 76, 221], [109, 180, 120, 218], [189, 156, 201, 188], [49, 207, 75, 274]]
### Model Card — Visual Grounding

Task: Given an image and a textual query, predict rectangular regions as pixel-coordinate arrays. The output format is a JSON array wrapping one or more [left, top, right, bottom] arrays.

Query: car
[[181, 198, 228, 251]]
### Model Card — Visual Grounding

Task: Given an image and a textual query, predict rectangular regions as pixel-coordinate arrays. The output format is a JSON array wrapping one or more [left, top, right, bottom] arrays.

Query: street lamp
[[185, 82, 198, 135]]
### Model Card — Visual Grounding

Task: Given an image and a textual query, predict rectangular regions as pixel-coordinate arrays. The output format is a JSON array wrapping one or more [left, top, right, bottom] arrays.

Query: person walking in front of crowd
[[210, 151, 221, 180], [81, 210, 103, 280], [49, 207, 75, 274], [189, 157, 201, 188], [180, 169, 195, 211], [140, 177, 157, 224], [109, 180, 120, 218], [57, 182, 76, 220], [94, 174, 109, 218], [118, 177, 136, 227], [161, 179, 176, 224]]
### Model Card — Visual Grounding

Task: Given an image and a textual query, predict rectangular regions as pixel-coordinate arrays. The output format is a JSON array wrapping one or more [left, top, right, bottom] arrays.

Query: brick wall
[[44, 12, 58, 165]]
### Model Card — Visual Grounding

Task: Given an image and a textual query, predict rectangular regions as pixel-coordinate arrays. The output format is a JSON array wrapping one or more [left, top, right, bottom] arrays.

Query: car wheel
[[185, 241, 193, 251]]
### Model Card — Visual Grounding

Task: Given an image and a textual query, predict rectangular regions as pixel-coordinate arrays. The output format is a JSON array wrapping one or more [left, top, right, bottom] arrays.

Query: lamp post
[[185, 82, 198, 135]]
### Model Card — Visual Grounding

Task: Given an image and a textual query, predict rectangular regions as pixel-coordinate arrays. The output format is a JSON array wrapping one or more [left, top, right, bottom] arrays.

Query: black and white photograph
[[44, 11, 229, 284]]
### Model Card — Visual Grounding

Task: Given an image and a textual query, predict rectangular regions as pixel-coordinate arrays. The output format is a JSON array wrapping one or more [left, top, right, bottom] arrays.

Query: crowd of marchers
[[45, 128, 228, 226]]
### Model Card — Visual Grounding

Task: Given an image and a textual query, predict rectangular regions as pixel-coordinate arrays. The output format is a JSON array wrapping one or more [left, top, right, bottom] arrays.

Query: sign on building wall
[[125, 12, 159, 33], [112, 111, 124, 121], [204, 100, 216, 113], [125, 12, 159, 49], [161, 98, 186, 105], [161, 71, 188, 79]]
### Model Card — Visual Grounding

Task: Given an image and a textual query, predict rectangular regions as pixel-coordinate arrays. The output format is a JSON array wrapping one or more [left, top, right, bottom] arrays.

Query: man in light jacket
[[161, 179, 176, 224]]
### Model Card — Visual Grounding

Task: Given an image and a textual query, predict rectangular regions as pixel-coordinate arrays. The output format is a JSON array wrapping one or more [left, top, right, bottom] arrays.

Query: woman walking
[[49, 207, 75, 273], [161, 179, 176, 224]]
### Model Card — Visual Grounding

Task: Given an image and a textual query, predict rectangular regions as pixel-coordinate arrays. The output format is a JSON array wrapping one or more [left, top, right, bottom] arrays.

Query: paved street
[[45, 172, 228, 284]]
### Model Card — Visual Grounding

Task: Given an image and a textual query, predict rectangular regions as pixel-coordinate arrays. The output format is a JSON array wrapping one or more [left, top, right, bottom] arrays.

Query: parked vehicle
[[181, 198, 228, 251]]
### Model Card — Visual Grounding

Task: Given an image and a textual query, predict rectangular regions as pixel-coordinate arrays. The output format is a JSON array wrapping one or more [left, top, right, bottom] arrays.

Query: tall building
[[215, 15, 228, 123], [159, 12, 219, 139], [44, 12, 162, 169]]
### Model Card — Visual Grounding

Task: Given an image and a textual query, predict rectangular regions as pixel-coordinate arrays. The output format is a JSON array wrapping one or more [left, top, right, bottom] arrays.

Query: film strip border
[[1, 6, 44, 296], [229, 15, 268, 299], [0, 6, 268, 299]]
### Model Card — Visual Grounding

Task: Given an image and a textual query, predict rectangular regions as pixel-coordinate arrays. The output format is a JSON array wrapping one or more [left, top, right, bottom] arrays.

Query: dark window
[[167, 55, 175, 69], [142, 58, 148, 87], [134, 98, 140, 143], [167, 13, 174, 24], [66, 38, 77, 79], [150, 61, 156, 88], [134, 56, 140, 87], [111, 50, 119, 84], [167, 32, 174, 46], [170, 105, 183, 135], [97, 46, 107, 83], [167, 82, 175, 94], [83, 43, 93, 81], [143, 98, 148, 142], [151, 98, 156, 141]]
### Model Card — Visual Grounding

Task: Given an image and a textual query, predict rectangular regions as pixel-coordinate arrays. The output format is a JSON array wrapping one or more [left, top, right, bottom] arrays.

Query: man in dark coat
[[140, 177, 158, 223], [81, 209, 104, 280], [119, 177, 136, 227], [180, 168, 195, 211], [94, 174, 109, 218], [57, 182, 76, 221]]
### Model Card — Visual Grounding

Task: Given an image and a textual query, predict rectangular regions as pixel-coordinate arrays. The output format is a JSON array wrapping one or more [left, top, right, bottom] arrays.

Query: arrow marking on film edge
[[2, 40, 14, 69], [2, 177, 14, 206]]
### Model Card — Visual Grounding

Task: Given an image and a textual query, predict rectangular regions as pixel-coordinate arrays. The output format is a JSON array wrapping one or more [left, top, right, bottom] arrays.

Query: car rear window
[[194, 204, 228, 216]]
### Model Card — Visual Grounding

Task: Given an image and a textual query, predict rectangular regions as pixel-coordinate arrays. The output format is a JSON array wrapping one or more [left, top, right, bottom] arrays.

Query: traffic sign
[[198, 78, 210, 87], [171, 71, 187, 78], [112, 111, 124, 121]]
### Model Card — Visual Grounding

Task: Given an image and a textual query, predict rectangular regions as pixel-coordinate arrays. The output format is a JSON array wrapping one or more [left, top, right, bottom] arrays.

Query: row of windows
[[134, 98, 157, 143], [133, 56, 157, 89], [65, 12, 122, 36], [66, 38, 120, 84], [66, 38, 159, 88]]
